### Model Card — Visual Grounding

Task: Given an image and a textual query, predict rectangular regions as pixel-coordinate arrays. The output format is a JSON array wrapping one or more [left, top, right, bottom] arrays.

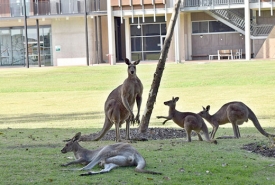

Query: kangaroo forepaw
[[130, 120, 135, 126], [135, 119, 140, 125]]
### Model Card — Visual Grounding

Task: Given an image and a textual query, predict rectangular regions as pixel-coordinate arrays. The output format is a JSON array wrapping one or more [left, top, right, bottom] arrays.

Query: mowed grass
[[0, 60, 275, 184]]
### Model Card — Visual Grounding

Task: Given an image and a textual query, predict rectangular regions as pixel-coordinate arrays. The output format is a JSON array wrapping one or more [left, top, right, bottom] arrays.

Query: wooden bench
[[218, 50, 233, 60]]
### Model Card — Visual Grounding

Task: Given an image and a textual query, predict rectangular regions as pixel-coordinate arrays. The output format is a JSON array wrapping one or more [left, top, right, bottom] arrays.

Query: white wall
[[51, 17, 87, 66]]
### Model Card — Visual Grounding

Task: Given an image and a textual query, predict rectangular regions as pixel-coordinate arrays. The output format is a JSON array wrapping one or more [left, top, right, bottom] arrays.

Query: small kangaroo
[[92, 58, 143, 142], [157, 97, 217, 144], [61, 132, 162, 175], [199, 101, 275, 139]]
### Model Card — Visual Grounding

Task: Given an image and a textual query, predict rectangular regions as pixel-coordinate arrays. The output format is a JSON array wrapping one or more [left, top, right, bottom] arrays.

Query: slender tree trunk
[[139, 0, 182, 133]]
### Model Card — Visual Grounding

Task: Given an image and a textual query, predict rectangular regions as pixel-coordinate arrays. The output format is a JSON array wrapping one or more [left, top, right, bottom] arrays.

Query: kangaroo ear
[[125, 58, 131, 65], [206, 105, 210, 111], [202, 106, 206, 110], [174, 97, 179, 102], [73, 132, 81, 142], [133, 59, 140, 65]]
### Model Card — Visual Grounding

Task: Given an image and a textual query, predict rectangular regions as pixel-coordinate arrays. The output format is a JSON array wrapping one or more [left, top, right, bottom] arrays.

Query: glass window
[[11, 29, 24, 65], [143, 37, 160, 51], [209, 21, 235, 32], [192, 22, 199, 33], [0, 26, 52, 66], [130, 16, 166, 61], [131, 37, 141, 51], [131, 25, 141, 36], [192, 22, 208, 33], [161, 24, 166, 35], [42, 27, 52, 66], [0, 30, 12, 65], [143, 24, 160, 36]]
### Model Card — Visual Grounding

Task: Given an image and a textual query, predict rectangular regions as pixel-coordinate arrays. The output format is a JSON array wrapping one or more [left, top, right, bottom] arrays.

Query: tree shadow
[[0, 111, 103, 125]]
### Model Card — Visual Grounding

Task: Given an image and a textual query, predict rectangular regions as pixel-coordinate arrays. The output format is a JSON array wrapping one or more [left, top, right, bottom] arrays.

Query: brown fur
[[92, 58, 143, 142], [199, 101, 275, 139], [157, 97, 217, 144], [61, 132, 162, 175]]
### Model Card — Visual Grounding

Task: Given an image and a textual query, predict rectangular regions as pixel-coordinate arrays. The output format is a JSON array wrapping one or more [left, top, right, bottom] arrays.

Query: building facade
[[0, 0, 275, 67]]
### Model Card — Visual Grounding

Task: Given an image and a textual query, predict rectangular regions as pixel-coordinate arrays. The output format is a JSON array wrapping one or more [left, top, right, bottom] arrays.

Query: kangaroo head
[[198, 105, 210, 118], [61, 132, 81, 153], [164, 97, 179, 106], [125, 58, 140, 75]]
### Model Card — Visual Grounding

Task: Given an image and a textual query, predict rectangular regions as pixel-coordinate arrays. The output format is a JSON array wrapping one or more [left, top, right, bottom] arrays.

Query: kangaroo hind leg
[[80, 163, 119, 176], [196, 132, 203, 141], [231, 122, 240, 138]]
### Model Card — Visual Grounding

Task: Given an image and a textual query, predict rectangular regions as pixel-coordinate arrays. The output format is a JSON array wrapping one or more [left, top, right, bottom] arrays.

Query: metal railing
[[250, 0, 275, 2], [183, 0, 244, 7], [209, 9, 274, 36], [251, 23, 274, 36], [183, 0, 275, 8], [0, 0, 106, 18]]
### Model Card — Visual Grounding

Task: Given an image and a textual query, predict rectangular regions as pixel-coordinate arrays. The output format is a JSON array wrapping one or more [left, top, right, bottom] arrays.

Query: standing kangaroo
[[61, 132, 162, 175], [157, 97, 217, 144], [92, 58, 143, 142], [199, 101, 275, 139]]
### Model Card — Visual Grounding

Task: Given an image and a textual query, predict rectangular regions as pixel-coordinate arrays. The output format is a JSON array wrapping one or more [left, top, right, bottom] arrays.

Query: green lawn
[[0, 60, 275, 184]]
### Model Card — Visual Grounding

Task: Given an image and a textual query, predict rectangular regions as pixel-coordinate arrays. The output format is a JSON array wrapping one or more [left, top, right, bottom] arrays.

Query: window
[[130, 16, 166, 60], [0, 26, 52, 66], [192, 22, 208, 33], [143, 24, 160, 36], [209, 21, 235, 32], [192, 21, 235, 34]]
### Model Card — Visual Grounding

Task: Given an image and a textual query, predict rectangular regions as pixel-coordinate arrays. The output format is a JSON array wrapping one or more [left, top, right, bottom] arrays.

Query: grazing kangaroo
[[157, 97, 217, 144], [199, 102, 275, 139], [61, 132, 162, 175], [92, 58, 143, 142]]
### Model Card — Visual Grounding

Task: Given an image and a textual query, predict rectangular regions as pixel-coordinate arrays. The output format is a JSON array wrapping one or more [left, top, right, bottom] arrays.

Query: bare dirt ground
[[241, 142, 275, 158], [80, 127, 275, 158]]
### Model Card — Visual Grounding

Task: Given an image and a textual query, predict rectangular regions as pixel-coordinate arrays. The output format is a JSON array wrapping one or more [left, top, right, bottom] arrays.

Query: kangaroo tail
[[92, 117, 113, 141], [247, 106, 275, 137], [134, 153, 162, 175]]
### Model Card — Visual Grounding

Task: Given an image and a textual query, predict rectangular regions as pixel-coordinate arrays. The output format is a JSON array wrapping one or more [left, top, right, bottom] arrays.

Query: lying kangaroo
[[157, 97, 217, 144], [61, 132, 162, 175], [199, 101, 275, 139], [92, 58, 143, 142]]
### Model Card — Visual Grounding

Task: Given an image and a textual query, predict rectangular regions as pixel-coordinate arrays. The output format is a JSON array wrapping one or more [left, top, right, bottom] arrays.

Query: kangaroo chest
[[121, 79, 142, 101]]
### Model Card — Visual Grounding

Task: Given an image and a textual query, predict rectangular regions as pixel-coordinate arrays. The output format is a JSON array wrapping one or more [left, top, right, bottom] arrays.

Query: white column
[[125, 17, 131, 61], [107, 0, 116, 65], [186, 13, 192, 61], [174, 13, 181, 63], [244, 0, 251, 61]]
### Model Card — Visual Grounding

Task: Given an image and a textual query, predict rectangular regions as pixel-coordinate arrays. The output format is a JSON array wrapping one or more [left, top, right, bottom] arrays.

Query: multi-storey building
[[0, 0, 274, 67]]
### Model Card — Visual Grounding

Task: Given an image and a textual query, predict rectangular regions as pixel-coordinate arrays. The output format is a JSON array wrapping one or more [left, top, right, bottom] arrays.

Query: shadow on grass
[[7, 143, 61, 149], [0, 111, 103, 125]]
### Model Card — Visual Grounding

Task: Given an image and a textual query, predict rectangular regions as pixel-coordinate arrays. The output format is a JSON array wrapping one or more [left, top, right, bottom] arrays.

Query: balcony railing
[[183, 0, 275, 8], [0, 0, 106, 18], [183, 0, 244, 7]]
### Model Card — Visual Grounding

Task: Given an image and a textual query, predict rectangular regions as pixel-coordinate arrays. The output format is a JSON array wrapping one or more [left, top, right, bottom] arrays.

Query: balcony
[[0, 0, 107, 18], [182, 0, 244, 10], [182, 0, 275, 10]]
